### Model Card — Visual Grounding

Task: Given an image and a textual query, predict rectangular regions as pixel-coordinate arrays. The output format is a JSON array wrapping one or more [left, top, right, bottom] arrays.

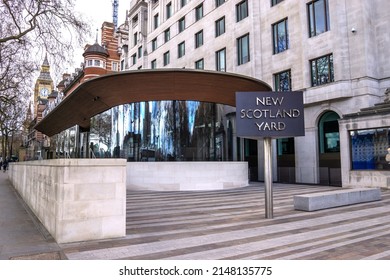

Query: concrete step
[[294, 188, 381, 211]]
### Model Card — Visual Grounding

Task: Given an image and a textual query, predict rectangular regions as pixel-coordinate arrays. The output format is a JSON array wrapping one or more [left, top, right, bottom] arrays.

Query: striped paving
[[62, 184, 390, 260]]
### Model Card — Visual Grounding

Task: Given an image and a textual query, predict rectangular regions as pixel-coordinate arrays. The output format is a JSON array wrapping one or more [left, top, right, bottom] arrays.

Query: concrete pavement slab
[[0, 172, 63, 260]]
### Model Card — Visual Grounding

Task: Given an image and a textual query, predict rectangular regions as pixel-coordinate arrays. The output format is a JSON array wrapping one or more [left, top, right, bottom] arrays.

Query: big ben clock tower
[[34, 54, 53, 118], [28, 54, 54, 160]]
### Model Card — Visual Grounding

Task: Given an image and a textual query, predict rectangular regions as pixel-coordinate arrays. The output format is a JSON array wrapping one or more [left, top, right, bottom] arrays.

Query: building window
[[166, 2, 172, 19], [236, 0, 248, 22], [120, 60, 124, 70], [215, 16, 225, 37], [163, 51, 170, 66], [195, 30, 203, 48], [350, 127, 390, 170], [307, 0, 330, 37], [178, 41, 185, 58], [195, 4, 203, 21], [271, 0, 284, 6], [180, 0, 187, 8], [274, 69, 291, 91], [178, 16, 186, 33], [310, 53, 334, 86], [195, 58, 204, 69], [216, 0, 225, 7], [94, 60, 101, 67], [131, 54, 136, 65], [133, 33, 138, 46], [154, 13, 159, 29], [132, 15, 138, 26], [112, 62, 118, 71], [237, 34, 250, 65], [164, 28, 170, 43], [138, 46, 142, 58], [216, 48, 226, 72], [87, 60, 93, 66], [151, 59, 157, 69], [272, 18, 288, 54], [152, 38, 157, 51]]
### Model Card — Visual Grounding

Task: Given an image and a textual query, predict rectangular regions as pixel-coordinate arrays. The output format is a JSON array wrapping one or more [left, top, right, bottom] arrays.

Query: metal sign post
[[264, 137, 273, 219], [235, 91, 305, 219]]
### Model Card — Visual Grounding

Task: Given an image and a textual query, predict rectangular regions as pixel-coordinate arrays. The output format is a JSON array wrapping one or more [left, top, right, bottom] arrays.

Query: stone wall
[[126, 162, 248, 191], [8, 159, 127, 243], [345, 170, 390, 190]]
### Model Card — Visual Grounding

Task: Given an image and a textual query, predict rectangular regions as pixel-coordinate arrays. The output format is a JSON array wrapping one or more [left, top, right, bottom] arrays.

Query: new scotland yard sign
[[236, 91, 305, 138]]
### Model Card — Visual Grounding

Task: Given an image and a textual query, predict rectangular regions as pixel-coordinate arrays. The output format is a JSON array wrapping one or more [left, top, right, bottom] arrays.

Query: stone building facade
[[117, 0, 390, 185]]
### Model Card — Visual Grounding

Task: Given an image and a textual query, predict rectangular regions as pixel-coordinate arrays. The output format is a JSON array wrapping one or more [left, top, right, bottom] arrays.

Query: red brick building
[[28, 22, 121, 160]]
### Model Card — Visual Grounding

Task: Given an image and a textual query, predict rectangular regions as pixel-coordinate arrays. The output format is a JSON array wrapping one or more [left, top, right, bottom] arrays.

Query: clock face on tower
[[40, 87, 49, 98]]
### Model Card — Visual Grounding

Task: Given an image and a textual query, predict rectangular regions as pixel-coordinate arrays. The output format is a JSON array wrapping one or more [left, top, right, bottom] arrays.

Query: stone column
[[295, 127, 319, 184]]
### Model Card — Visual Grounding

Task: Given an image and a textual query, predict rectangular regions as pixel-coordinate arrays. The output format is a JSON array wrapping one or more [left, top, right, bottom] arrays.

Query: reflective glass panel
[[106, 101, 233, 161]]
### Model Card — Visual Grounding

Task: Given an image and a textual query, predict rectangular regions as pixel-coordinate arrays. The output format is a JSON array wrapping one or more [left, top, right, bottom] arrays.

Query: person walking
[[3, 158, 8, 172]]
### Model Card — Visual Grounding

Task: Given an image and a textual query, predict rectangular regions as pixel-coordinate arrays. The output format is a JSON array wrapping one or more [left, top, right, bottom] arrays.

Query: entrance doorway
[[277, 137, 296, 183], [244, 138, 258, 181], [318, 111, 341, 186]]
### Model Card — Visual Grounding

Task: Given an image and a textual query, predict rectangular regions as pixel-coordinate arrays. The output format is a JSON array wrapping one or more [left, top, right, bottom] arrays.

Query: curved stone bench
[[294, 188, 381, 211]]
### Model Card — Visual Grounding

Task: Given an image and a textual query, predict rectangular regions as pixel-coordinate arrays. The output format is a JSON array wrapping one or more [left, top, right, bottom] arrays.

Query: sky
[[70, 0, 128, 70]]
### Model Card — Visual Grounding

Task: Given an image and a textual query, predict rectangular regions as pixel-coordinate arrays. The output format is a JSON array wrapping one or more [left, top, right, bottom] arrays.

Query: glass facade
[[350, 128, 390, 170], [55, 101, 235, 162], [55, 126, 78, 158]]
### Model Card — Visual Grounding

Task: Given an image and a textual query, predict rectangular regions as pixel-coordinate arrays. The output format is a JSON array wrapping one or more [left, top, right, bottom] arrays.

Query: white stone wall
[[8, 159, 127, 243], [126, 161, 248, 191]]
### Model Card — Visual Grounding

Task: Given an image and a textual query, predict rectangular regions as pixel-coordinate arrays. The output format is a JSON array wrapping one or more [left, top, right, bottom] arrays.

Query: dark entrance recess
[[277, 137, 296, 183], [245, 138, 258, 181], [318, 111, 341, 186]]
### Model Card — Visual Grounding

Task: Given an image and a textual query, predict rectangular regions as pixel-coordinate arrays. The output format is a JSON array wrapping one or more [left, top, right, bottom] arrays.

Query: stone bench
[[294, 188, 381, 211]]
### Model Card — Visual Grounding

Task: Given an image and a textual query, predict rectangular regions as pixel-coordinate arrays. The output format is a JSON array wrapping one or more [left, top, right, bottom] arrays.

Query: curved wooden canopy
[[35, 69, 271, 136]]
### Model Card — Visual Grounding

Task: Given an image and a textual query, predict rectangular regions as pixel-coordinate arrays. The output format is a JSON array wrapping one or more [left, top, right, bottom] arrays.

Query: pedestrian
[[3, 158, 8, 172]]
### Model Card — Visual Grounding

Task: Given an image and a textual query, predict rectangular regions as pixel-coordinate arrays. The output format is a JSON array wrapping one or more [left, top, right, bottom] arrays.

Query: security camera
[[351, 27, 356, 33]]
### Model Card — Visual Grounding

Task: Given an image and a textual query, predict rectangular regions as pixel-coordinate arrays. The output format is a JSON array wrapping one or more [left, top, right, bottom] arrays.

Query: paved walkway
[[1, 170, 390, 260], [0, 171, 63, 260], [63, 184, 390, 260]]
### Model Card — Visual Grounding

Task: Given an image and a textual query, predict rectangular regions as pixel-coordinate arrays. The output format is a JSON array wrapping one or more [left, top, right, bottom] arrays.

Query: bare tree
[[0, 0, 90, 72], [0, 98, 26, 158], [0, 0, 91, 158]]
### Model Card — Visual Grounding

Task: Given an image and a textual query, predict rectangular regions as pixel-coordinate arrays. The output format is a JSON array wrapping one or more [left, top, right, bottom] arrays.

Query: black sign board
[[236, 91, 305, 138]]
